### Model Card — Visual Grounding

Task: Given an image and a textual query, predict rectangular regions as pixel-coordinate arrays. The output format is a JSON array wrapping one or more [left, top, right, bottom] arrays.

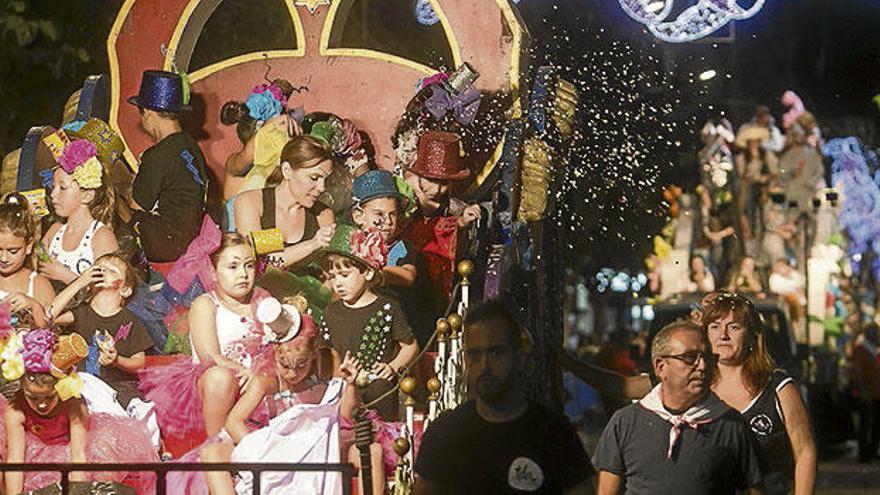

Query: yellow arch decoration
[[107, 0, 138, 169], [108, 0, 525, 170], [165, 0, 307, 76], [319, 0, 458, 75]]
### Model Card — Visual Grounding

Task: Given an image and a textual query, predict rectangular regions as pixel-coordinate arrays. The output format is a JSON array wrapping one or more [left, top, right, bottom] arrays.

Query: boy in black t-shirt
[[351, 170, 439, 346], [127, 70, 208, 262], [48, 253, 153, 408], [414, 301, 594, 494]]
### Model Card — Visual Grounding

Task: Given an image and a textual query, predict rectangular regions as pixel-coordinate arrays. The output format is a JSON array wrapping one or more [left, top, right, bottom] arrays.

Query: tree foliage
[[0, 0, 120, 154]]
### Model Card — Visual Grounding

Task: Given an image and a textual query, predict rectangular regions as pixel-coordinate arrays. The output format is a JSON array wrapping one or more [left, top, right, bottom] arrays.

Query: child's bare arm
[[387, 339, 420, 374], [339, 352, 362, 422], [383, 264, 417, 287], [109, 351, 146, 374], [46, 267, 102, 324], [68, 401, 89, 482]]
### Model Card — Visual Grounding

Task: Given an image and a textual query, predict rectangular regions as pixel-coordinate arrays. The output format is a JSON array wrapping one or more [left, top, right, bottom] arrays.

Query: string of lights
[[618, 0, 766, 42]]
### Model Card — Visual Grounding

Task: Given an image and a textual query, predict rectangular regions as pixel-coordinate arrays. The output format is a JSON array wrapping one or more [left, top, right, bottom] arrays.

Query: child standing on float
[[0, 195, 55, 327], [0, 330, 157, 494], [319, 225, 419, 383], [39, 138, 118, 289], [139, 229, 271, 439]]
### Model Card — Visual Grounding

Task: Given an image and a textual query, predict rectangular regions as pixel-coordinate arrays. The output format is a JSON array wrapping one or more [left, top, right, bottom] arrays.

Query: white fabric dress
[[233, 378, 345, 495]]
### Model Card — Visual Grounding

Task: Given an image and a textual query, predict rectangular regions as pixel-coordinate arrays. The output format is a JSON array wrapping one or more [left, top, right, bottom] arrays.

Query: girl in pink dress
[[139, 230, 271, 441], [169, 308, 340, 494], [0, 329, 157, 494]]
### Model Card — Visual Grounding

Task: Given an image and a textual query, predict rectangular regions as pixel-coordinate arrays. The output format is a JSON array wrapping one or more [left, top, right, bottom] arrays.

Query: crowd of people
[[0, 66, 493, 494], [649, 93, 831, 335]]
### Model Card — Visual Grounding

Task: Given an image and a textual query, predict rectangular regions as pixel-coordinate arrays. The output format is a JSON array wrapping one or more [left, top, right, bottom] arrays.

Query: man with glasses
[[414, 300, 595, 494], [593, 320, 763, 495]]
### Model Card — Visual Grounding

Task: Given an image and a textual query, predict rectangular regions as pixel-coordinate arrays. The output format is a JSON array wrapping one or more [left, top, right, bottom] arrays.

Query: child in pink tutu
[[0, 194, 55, 328], [171, 305, 343, 494], [0, 329, 157, 494], [139, 231, 270, 440]]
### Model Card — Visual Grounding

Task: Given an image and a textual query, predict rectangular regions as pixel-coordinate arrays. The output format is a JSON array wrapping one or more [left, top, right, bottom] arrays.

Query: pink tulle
[[340, 410, 422, 476], [0, 397, 158, 494], [166, 431, 233, 495], [138, 357, 211, 439]]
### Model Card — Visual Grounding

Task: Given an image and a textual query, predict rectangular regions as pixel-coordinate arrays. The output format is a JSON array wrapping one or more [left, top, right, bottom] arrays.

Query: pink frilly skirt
[[138, 356, 212, 440], [138, 353, 275, 440], [0, 397, 158, 494]]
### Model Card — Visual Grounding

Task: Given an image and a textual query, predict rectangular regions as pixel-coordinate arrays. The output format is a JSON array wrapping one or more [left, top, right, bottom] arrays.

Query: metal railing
[[0, 461, 356, 495]]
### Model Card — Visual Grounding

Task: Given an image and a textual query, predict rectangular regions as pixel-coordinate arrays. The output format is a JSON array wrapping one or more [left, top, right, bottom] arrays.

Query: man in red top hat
[[404, 130, 481, 228]]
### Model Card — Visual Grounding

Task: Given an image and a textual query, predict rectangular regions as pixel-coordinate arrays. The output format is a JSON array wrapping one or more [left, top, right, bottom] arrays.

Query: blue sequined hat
[[351, 170, 407, 208], [127, 70, 190, 113]]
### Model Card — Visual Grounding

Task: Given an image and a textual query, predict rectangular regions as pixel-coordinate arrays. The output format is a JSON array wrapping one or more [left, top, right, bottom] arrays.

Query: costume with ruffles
[[0, 392, 158, 494], [167, 378, 340, 495]]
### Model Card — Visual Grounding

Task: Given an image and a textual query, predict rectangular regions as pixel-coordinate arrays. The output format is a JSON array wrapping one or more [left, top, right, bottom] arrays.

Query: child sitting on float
[[39, 135, 119, 289], [48, 253, 154, 410], [220, 78, 300, 202], [0, 329, 157, 494], [139, 227, 273, 440], [0, 194, 55, 328], [169, 300, 368, 494]]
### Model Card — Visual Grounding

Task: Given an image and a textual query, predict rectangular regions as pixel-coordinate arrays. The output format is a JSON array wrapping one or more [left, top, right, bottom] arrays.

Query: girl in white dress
[[0, 194, 55, 327], [139, 231, 271, 440], [39, 139, 118, 287]]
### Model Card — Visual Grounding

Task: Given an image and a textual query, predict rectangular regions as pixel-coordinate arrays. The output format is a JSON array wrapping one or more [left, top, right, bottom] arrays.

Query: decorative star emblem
[[295, 0, 330, 14]]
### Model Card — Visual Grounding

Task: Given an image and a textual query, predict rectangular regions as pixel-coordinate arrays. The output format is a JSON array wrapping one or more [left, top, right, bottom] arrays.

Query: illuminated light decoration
[[823, 137, 880, 278], [416, 0, 523, 26], [618, 0, 766, 42], [698, 69, 717, 81]]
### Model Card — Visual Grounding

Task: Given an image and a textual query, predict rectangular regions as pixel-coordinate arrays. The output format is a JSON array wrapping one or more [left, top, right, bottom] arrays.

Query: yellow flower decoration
[[71, 156, 103, 189], [55, 371, 85, 401], [1, 332, 24, 381]]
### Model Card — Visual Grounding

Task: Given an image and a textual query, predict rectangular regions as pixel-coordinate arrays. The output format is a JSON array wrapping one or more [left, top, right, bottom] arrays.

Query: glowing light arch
[[619, 0, 766, 42]]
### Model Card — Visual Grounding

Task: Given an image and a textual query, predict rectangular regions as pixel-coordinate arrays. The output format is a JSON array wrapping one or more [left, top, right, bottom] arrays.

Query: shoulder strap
[[303, 203, 326, 240], [27, 271, 36, 297], [260, 188, 275, 230]]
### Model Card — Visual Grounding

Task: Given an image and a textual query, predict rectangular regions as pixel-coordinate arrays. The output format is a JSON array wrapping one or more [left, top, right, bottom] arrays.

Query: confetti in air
[[527, 9, 693, 271]]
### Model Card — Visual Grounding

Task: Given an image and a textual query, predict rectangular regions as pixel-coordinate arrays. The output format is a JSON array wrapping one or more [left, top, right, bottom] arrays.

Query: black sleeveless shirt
[[740, 370, 795, 495], [259, 188, 328, 246]]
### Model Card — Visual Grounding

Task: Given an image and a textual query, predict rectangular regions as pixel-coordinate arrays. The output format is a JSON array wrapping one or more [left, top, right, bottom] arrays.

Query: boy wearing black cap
[[127, 70, 208, 263]]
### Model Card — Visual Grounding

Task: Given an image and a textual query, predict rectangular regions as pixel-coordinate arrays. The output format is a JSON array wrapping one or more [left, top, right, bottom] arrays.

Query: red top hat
[[409, 131, 470, 181]]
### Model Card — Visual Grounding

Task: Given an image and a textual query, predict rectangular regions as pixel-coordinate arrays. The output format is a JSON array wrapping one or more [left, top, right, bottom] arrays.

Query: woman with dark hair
[[701, 291, 816, 494], [232, 135, 336, 270]]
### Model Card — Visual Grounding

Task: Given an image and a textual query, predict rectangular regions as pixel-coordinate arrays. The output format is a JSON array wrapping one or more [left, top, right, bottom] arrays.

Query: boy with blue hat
[[351, 170, 439, 346], [127, 70, 208, 263]]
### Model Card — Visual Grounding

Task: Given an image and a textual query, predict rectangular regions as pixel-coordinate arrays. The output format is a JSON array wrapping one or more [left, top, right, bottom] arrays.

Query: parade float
[[1, 0, 581, 492]]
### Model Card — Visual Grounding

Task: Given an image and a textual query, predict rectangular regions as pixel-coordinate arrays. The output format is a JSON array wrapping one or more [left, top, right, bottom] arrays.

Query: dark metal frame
[[0, 462, 356, 495]]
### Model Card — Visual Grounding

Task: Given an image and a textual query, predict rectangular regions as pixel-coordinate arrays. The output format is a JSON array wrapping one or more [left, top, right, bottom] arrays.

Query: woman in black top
[[701, 292, 816, 495], [234, 135, 336, 269]]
